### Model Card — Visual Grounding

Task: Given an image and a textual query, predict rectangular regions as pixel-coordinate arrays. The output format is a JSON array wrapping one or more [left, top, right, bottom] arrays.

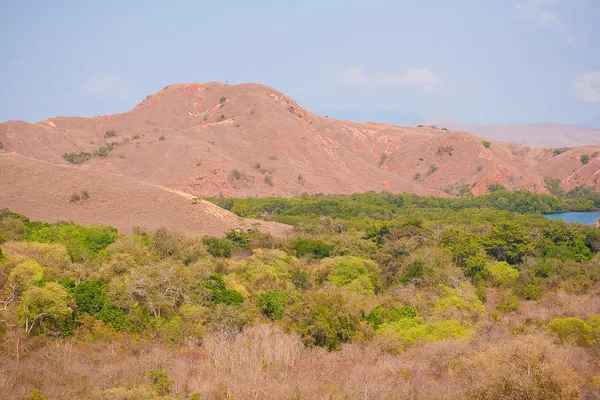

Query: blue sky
[[1, 0, 599, 125]]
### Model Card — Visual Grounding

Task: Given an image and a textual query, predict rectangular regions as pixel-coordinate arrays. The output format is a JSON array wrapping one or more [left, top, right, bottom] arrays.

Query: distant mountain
[[318, 110, 423, 126], [425, 121, 600, 148], [580, 117, 600, 129], [2, 82, 600, 233]]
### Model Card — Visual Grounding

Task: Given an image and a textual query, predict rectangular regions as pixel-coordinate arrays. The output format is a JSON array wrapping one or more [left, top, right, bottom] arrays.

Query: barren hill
[[1, 82, 599, 230], [0, 154, 291, 236]]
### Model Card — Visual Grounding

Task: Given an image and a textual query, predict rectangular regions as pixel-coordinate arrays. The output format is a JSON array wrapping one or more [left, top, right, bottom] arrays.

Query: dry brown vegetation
[[1, 323, 599, 399]]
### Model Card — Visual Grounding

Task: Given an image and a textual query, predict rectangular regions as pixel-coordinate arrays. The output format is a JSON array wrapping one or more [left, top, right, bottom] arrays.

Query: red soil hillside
[[0, 82, 599, 211], [0, 154, 291, 237]]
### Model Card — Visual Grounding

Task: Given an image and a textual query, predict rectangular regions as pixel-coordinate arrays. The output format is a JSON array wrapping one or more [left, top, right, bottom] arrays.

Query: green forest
[[2, 189, 600, 399]]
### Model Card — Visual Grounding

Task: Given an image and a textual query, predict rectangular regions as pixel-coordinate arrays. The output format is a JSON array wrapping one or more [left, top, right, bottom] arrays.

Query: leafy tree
[[286, 288, 361, 350], [292, 238, 331, 259], [257, 290, 293, 320], [149, 370, 173, 396], [18, 282, 74, 335], [548, 317, 595, 347], [203, 236, 234, 258], [440, 229, 482, 269], [487, 261, 519, 286], [484, 222, 530, 264], [323, 256, 382, 295]]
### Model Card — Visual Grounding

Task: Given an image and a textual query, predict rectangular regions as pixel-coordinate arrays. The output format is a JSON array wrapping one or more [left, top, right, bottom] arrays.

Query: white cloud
[[574, 71, 600, 103], [77, 71, 134, 98], [516, 0, 574, 41], [336, 67, 440, 93]]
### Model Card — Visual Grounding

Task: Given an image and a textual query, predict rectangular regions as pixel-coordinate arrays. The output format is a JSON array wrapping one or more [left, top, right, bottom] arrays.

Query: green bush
[[286, 288, 361, 350], [496, 292, 520, 313], [63, 152, 91, 164], [202, 236, 234, 258], [149, 370, 173, 396], [104, 130, 117, 138], [292, 238, 331, 259], [220, 96, 227, 104], [548, 317, 594, 346], [158, 136, 166, 141], [257, 290, 293, 320], [204, 274, 244, 305], [487, 261, 519, 286], [324, 256, 381, 295], [481, 140, 490, 149], [580, 155, 590, 165], [377, 317, 472, 347]]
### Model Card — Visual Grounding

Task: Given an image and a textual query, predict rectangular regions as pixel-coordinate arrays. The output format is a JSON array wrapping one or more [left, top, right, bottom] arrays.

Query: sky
[[1, 0, 599, 126]]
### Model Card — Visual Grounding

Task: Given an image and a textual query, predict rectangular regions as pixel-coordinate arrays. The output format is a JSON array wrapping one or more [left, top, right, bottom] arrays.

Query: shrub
[[149, 370, 173, 396], [413, 172, 422, 182], [94, 142, 117, 157], [264, 175, 273, 186], [399, 260, 424, 284], [28, 389, 48, 400], [104, 130, 117, 138], [379, 153, 387, 165], [218, 114, 225, 121], [377, 318, 472, 348], [580, 154, 590, 165], [292, 238, 331, 259], [257, 290, 293, 320], [548, 317, 594, 346], [496, 292, 520, 313], [487, 261, 519, 286], [323, 256, 382, 295], [487, 183, 505, 192], [436, 145, 454, 156], [70, 190, 90, 203], [132, 135, 141, 140], [219, 96, 226, 104], [63, 152, 91, 164], [286, 288, 361, 350], [158, 136, 166, 141], [428, 164, 438, 175], [230, 169, 242, 180], [481, 140, 490, 148], [0, 141, 4, 150], [202, 236, 234, 258], [204, 274, 244, 305], [553, 147, 570, 156]]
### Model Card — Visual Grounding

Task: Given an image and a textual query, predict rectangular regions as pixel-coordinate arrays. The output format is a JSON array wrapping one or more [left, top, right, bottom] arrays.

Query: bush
[[257, 290, 293, 320], [379, 153, 387, 165], [548, 317, 594, 346], [286, 288, 361, 350], [0, 141, 4, 150], [482, 140, 490, 148], [377, 318, 471, 348], [323, 256, 381, 295], [63, 152, 91, 164], [487, 261, 519, 286], [496, 292, 520, 313], [264, 175, 273, 186], [220, 96, 226, 104], [158, 136, 166, 141], [292, 238, 331, 259], [428, 164, 438, 175], [104, 130, 117, 138], [580, 154, 590, 165], [149, 370, 173, 396], [487, 183, 505, 192], [204, 274, 244, 305], [202, 236, 234, 258]]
